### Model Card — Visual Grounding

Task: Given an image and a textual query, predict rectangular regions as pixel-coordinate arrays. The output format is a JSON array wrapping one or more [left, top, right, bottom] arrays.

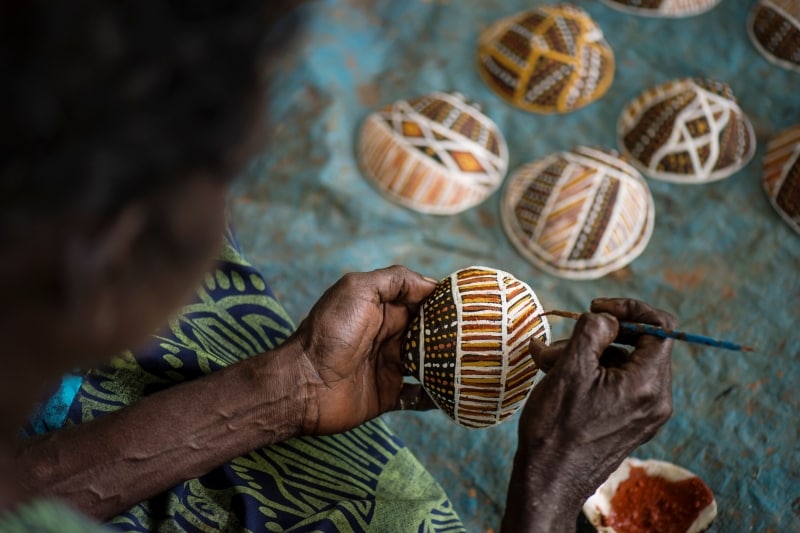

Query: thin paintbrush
[[541, 310, 755, 353]]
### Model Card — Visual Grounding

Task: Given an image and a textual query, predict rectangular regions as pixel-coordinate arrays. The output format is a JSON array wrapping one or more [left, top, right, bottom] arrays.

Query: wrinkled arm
[[16, 339, 308, 520], [16, 265, 436, 521]]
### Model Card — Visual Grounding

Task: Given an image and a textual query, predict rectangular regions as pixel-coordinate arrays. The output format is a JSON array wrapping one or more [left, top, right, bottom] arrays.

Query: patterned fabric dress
[[21, 229, 465, 533]]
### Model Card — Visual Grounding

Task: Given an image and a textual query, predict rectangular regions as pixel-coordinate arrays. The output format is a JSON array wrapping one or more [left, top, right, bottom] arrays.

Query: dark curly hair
[[0, 0, 300, 240]]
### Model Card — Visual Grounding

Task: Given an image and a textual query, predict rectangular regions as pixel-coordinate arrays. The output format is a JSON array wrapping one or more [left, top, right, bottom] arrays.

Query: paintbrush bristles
[[542, 310, 583, 320]]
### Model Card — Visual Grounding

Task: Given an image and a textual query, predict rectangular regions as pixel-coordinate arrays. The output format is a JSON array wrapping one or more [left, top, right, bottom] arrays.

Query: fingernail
[[529, 337, 546, 354], [423, 276, 439, 285]]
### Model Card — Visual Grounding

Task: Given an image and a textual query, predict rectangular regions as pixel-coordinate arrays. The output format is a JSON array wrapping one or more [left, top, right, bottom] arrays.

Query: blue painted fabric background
[[231, 0, 800, 530]]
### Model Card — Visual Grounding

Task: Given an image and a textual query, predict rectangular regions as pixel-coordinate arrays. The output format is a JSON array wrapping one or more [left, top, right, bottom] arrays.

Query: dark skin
[[7, 201, 675, 528], [0, 157, 677, 529], [8, 185, 439, 518], [0, 14, 675, 528], [0, 170, 676, 523], [294, 269, 439, 435], [503, 298, 676, 532]]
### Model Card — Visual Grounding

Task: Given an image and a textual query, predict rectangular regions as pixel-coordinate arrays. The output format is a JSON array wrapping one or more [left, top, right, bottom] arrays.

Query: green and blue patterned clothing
[[19, 230, 465, 532]]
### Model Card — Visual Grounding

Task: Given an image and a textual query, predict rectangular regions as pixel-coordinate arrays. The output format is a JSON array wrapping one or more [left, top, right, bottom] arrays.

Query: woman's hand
[[501, 298, 676, 532], [290, 265, 437, 436]]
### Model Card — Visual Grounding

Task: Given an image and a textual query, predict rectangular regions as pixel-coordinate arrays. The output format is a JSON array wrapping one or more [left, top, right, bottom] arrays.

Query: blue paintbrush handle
[[617, 321, 754, 352], [542, 310, 755, 352]]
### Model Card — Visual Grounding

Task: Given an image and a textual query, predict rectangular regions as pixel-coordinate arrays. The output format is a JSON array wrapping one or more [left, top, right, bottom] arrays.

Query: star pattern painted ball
[[403, 266, 550, 429]]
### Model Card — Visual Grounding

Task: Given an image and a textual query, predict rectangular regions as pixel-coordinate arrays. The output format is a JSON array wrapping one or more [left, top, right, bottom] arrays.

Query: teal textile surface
[[231, 0, 800, 530]]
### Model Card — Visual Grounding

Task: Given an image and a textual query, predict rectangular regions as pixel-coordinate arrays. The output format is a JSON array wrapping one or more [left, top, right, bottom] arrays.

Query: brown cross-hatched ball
[[617, 78, 756, 184], [763, 124, 800, 234], [402, 266, 551, 428], [748, 0, 800, 73]]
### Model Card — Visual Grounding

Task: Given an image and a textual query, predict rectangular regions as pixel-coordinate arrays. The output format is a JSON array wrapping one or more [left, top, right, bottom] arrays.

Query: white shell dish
[[583, 457, 717, 533]]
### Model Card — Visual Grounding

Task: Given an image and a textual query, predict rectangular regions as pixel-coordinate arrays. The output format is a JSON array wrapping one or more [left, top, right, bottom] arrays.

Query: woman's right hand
[[501, 298, 677, 532]]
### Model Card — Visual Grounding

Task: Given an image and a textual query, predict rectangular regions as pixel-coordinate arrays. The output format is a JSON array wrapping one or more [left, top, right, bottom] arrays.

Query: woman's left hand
[[290, 265, 437, 435]]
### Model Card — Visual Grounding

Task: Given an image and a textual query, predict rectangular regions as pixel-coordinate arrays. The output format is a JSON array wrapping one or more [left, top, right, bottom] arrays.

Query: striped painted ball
[[501, 146, 655, 280], [403, 266, 550, 428], [357, 91, 508, 215], [618, 78, 756, 183], [762, 124, 800, 234], [476, 4, 615, 114]]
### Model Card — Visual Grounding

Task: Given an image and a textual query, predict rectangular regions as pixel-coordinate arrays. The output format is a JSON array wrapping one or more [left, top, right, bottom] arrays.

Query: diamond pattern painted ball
[[476, 4, 615, 114], [618, 78, 756, 184], [357, 91, 508, 215], [403, 266, 550, 429]]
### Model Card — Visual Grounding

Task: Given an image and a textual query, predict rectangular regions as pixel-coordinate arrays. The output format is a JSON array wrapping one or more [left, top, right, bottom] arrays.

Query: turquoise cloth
[[231, 0, 800, 531], [25, 373, 83, 436]]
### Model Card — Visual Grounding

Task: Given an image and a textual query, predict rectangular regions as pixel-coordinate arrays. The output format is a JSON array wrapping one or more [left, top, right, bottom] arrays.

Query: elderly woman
[[0, 1, 675, 531]]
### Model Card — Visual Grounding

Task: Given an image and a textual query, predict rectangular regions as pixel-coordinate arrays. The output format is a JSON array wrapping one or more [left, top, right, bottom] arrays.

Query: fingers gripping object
[[402, 266, 550, 428]]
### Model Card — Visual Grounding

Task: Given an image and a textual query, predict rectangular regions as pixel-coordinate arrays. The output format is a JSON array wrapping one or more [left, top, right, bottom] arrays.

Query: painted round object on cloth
[[357, 91, 508, 215], [476, 4, 615, 114], [748, 0, 800, 73], [762, 124, 800, 234], [402, 266, 550, 429], [600, 0, 721, 18], [501, 146, 655, 280], [617, 78, 756, 184]]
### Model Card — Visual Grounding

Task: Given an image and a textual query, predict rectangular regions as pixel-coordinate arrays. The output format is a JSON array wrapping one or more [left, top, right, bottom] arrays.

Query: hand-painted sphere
[[403, 266, 550, 428], [763, 125, 800, 234], [357, 91, 508, 215], [748, 0, 800, 73], [501, 146, 655, 280], [618, 78, 756, 183], [600, 0, 720, 18], [476, 4, 615, 114]]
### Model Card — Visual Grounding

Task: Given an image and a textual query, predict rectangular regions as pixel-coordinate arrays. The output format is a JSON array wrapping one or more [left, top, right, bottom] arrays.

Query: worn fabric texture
[[230, 0, 800, 531]]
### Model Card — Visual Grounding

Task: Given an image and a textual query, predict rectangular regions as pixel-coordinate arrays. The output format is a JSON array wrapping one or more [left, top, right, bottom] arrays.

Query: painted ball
[[403, 266, 551, 428], [762, 124, 800, 234], [501, 146, 655, 280], [601, 0, 721, 18], [618, 78, 756, 184], [748, 0, 800, 73], [357, 91, 508, 215], [476, 4, 615, 114]]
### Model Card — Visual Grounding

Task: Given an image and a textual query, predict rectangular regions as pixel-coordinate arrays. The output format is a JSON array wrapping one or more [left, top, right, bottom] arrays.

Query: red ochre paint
[[601, 466, 714, 533]]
